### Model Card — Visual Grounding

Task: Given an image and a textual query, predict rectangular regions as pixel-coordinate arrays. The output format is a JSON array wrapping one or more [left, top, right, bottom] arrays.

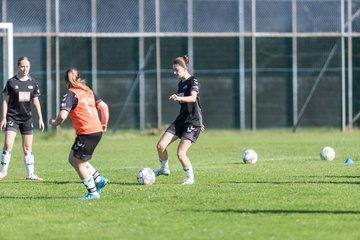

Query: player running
[[154, 55, 204, 185], [49, 68, 109, 200], [0, 56, 45, 181]]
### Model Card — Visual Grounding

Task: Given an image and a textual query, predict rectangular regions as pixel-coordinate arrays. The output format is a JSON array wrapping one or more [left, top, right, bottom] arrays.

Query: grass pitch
[[0, 129, 360, 240]]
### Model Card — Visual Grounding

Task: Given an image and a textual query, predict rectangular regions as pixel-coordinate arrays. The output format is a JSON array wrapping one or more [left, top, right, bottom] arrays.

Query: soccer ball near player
[[137, 168, 156, 185], [320, 146, 335, 161], [242, 149, 258, 164]]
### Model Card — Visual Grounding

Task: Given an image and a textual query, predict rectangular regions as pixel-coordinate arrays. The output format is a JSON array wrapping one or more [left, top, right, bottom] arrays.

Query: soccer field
[[0, 129, 360, 240]]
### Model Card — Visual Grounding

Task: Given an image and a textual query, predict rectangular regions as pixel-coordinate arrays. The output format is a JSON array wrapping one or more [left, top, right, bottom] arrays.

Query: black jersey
[[173, 76, 203, 127], [60, 90, 102, 112], [3, 76, 40, 122]]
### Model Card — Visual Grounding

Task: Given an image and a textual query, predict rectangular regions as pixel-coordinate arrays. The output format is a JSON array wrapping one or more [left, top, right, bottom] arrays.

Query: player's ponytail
[[182, 55, 189, 64], [64, 68, 90, 91]]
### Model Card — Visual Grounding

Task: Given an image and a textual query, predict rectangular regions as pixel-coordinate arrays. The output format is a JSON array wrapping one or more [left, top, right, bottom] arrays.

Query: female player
[[154, 55, 204, 184], [0, 56, 45, 180], [49, 68, 109, 200]]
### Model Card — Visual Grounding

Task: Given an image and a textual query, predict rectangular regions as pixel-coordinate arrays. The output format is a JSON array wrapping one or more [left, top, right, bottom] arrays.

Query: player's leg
[[154, 131, 178, 176], [177, 138, 195, 184], [69, 152, 99, 200], [21, 120, 42, 180], [177, 124, 202, 184], [157, 132, 177, 160], [82, 133, 108, 192], [70, 133, 103, 199], [69, 153, 91, 179], [22, 133, 43, 181], [0, 130, 17, 180], [85, 162, 108, 193], [22, 134, 42, 180]]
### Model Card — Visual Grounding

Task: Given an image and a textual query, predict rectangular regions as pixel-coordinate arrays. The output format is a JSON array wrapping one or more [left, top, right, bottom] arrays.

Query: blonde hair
[[64, 68, 89, 90], [173, 55, 189, 69]]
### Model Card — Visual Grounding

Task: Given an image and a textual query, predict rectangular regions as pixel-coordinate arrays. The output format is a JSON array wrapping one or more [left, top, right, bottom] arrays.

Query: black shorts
[[166, 123, 201, 143], [6, 118, 33, 135], [71, 132, 103, 161]]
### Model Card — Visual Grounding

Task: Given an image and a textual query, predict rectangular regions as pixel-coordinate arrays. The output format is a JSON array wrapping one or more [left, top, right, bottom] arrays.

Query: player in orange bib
[[49, 68, 109, 200]]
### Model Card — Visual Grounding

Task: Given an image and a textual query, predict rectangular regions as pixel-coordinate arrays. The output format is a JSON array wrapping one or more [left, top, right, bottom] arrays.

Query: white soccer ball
[[242, 149, 258, 164], [320, 146, 335, 161], [137, 167, 156, 185]]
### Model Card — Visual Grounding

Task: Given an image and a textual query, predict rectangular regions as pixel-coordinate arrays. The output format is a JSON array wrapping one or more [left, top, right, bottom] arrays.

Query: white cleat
[[153, 169, 171, 176], [0, 171, 7, 181], [26, 174, 43, 181], [182, 178, 195, 185]]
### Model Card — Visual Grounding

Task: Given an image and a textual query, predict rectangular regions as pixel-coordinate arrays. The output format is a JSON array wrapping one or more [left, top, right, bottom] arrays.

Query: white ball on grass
[[320, 146, 335, 161], [137, 167, 156, 185], [242, 149, 258, 164]]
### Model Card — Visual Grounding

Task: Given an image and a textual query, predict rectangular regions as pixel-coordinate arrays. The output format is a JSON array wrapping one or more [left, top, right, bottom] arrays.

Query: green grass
[[1, 129, 360, 239]]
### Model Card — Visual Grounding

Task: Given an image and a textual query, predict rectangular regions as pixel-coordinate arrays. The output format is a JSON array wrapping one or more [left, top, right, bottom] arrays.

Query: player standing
[[154, 55, 204, 184], [49, 68, 109, 200], [0, 56, 45, 180]]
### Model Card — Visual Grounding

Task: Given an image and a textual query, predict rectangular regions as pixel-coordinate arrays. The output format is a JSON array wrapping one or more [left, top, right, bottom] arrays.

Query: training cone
[[345, 158, 354, 165]]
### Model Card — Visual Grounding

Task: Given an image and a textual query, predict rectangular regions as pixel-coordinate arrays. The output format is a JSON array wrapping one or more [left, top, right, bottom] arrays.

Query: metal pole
[[2, 0, 8, 87], [239, 0, 245, 131], [346, 9, 360, 126], [2, 0, 6, 22], [0, 22, 14, 85], [155, 0, 162, 129], [6, 23, 13, 80], [0, 22, 14, 86], [292, 0, 298, 127], [91, 0, 98, 94], [6, 24, 13, 81], [188, 0, 194, 72], [341, 0, 346, 131], [251, 0, 256, 131], [139, 0, 145, 131], [347, 0, 353, 129], [46, 0, 52, 129], [55, 0, 60, 116]]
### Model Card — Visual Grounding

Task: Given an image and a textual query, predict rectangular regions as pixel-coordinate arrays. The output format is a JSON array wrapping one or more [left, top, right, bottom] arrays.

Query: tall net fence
[[0, 0, 359, 131]]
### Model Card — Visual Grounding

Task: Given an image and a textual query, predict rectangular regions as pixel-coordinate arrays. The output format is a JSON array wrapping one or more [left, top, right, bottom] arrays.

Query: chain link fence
[[0, 0, 359, 131]]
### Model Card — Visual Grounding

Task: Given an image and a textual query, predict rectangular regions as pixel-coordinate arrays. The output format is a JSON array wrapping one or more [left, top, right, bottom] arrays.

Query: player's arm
[[49, 91, 74, 127], [96, 101, 109, 132], [169, 90, 198, 103], [49, 110, 69, 127], [32, 97, 45, 132], [0, 95, 9, 131]]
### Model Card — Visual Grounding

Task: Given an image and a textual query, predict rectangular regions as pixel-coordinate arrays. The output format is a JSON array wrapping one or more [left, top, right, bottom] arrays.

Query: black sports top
[[3, 75, 40, 122], [173, 76, 203, 127]]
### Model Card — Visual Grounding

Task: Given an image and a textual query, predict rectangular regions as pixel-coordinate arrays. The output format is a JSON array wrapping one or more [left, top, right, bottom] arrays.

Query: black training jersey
[[3, 75, 40, 122], [173, 76, 203, 127], [60, 90, 102, 112]]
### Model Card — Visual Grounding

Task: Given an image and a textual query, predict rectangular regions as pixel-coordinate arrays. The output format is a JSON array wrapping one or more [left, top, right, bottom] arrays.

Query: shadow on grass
[[319, 176, 360, 179], [298, 176, 360, 179], [209, 209, 360, 215], [43, 181, 79, 185], [107, 181, 139, 186], [222, 181, 360, 185], [0, 196, 74, 199], [230, 159, 318, 164], [1, 180, 139, 186], [45, 181, 139, 186], [0, 180, 80, 185]]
